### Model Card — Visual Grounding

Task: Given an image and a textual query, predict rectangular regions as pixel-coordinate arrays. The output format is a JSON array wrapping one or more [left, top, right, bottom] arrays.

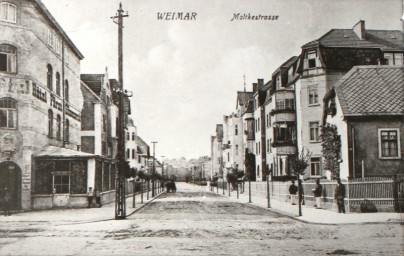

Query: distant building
[[323, 66, 404, 180], [126, 117, 139, 169]]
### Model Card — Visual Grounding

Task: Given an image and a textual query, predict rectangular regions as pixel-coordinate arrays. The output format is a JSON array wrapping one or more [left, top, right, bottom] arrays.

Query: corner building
[[0, 0, 86, 210]]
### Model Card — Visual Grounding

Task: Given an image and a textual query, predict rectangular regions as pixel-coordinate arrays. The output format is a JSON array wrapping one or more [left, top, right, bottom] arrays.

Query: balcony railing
[[271, 139, 295, 147], [270, 107, 295, 116]]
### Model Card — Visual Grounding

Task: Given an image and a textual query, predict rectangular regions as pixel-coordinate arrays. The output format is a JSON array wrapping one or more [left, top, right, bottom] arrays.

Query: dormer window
[[0, 2, 17, 23], [304, 50, 318, 69]]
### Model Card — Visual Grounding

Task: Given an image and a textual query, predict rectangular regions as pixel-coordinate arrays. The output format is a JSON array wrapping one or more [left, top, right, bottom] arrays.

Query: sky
[[41, 0, 403, 160]]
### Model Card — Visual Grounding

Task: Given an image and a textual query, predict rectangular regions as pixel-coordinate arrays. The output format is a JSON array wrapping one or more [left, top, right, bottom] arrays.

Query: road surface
[[0, 183, 402, 255]]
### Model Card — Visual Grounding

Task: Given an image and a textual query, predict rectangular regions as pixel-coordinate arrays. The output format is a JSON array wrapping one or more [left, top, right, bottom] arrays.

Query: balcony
[[271, 139, 295, 148], [244, 130, 255, 141], [270, 107, 295, 116]]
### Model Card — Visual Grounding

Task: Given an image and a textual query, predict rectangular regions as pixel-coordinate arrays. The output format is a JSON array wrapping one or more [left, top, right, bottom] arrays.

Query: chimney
[[252, 83, 258, 92], [257, 79, 264, 87], [353, 20, 365, 40]]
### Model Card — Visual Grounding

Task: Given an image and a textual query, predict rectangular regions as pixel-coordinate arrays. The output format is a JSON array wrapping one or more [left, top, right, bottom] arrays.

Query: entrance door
[[52, 174, 70, 207], [0, 161, 21, 210]]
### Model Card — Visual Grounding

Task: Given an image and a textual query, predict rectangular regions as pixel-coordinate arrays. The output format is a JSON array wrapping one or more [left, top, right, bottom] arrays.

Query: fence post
[[249, 180, 252, 203], [228, 182, 231, 197], [347, 177, 350, 213], [132, 181, 136, 208], [267, 175, 270, 208], [147, 180, 149, 200], [222, 180, 225, 195], [237, 182, 239, 199], [141, 181, 144, 203]]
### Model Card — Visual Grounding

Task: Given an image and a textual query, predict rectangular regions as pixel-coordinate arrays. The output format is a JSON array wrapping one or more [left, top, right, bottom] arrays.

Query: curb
[[127, 191, 166, 217], [209, 190, 404, 226]]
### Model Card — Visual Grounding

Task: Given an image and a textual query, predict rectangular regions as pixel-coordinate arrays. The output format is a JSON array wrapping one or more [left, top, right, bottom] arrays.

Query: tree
[[320, 124, 341, 179], [226, 167, 245, 189], [289, 147, 310, 217], [245, 151, 256, 181]]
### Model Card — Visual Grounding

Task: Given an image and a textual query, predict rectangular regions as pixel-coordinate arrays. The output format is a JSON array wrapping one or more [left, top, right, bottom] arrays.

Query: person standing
[[288, 180, 298, 205], [312, 179, 323, 209], [87, 187, 94, 208], [95, 189, 102, 207], [334, 178, 346, 213], [3, 188, 11, 216]]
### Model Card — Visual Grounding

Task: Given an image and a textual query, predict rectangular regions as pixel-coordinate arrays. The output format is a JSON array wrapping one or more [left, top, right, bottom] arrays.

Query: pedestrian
[[288, 180, 298, 205], [3, 188, 11, 216], [312, 178, 323, 209], [299, 179, 305, 205], [334, 178, 346, 213], [87, 187, 94, 208], [95, 189, 102, 207]]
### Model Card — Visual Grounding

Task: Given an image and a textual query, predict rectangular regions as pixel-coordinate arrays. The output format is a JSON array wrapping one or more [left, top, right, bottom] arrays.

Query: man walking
[[334, 178, 346, 213], [289, 180, 298, 205], [312, 179, 323, 209]]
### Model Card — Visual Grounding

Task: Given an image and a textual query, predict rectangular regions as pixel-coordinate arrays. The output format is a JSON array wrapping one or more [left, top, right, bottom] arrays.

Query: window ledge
[[309, 140, 321, 144], [308, 104, 321, 107], [378, 157, 402, 160]]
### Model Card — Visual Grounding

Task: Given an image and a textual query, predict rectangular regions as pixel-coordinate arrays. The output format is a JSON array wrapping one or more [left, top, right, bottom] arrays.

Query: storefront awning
[[33, 146, 95, 159]]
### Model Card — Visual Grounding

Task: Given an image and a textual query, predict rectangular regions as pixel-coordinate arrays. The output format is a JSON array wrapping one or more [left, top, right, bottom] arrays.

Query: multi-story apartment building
[[295, 20, 403, 179], [252, 79, 269, 181], [222, 113, 243, 179], [0, 0, 89, 210], [125, 117, 139, 170], [80, 71, 119, 204], [211, 124, 223, 178], [135, 135, 150, 173], [265, 56, 299, 179]]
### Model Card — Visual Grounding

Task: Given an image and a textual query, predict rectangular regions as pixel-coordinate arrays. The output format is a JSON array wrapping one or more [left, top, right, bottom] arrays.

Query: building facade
[[0, 0, 85, 210]]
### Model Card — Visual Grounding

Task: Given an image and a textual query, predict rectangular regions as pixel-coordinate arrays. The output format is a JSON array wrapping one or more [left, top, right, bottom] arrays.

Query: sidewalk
[[205, 184, 404, 225], [0, 190, 164, 223]]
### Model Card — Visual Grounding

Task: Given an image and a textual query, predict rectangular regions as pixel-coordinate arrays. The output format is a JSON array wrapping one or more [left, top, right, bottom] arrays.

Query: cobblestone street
[[0, 183, 403, 255]]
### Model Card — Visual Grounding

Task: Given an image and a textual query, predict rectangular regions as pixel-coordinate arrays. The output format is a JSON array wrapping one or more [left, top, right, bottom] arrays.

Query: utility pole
[[151, 141, 158, 197], [111, 2, 129, 220]]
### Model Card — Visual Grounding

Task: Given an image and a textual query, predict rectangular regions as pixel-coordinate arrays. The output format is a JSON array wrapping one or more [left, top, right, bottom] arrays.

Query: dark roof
[[331, 66, 404, 116], [81, 74, 104, 95], [34, 0, 84, 59], [303, 28, 403, 51], [236, 91, 254, 107]]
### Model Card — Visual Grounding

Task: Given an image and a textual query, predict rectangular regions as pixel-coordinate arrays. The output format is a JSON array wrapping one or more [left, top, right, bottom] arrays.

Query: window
[[55, 37, 60, 55], [132, 149, 135, 159], [384, 53, 403, 65], [0, 44, 16, 73], [227, 152, 230, 162], [56, 115, 61, 140], [64, 47, 70, 65], [127, 132, 130, 140], [235, 125, 238, 135], [47, 64, 53, 90], [310, 157, 321, 176], [257, 118, 260, 132], [65, 119, 69, 142], [132, 132, 135, 140], [53, 174, 70, 193], [126, 149, 130, 159], [256, 165, 260, 177], [306, 51, 317, 69], [0, 98, 16, 128], [48, 109, 53, 137], [56, 72, 61, 96], [0, 2, 16, 23], [285, 99, 294, 109], [235, 145, 239, 155], [379, 129, 401, 158], [64, 80, 69, 101], [309, 87, 318, 105], [267, 140, 269, 153], [309, 122, 319, 141], [269, 139, 272, 153]]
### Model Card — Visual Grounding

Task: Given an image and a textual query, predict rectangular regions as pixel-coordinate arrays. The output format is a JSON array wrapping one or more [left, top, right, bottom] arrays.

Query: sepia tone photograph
[[0, 0, 403, 255]]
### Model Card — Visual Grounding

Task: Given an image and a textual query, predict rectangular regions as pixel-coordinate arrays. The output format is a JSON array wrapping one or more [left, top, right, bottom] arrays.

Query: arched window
[[65, 118, 69, 142], [0, 98, 17, 128], [56, 114, 61, 139], [64, 80, 69, 101], [55, 72, 60, 96], [0, 2, 17, 23], [132, 132, 135, 141], [47, 64, 53, 91], [48, 109, 53, 137], [0, 44, 16, 73]]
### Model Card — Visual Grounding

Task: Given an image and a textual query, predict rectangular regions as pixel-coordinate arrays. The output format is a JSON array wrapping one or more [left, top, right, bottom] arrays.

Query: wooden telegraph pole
[[112, 2, 129, 220]]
